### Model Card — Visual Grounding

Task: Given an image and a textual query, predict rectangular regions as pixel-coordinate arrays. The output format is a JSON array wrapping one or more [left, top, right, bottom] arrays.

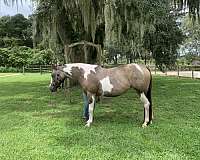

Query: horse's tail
[[146, 68, 153, 123]]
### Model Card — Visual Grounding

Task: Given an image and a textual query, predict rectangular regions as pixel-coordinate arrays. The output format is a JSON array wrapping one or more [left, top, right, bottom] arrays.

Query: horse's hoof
[[85, 123, 91, 127], [142, 122, 148, 128]]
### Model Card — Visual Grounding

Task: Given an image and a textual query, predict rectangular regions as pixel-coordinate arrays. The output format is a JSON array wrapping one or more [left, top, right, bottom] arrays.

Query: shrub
[[0, 47, 55, 68], [0, 66, 22, 73]]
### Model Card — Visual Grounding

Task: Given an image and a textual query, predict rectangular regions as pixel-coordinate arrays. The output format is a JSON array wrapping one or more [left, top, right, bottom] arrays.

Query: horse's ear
[[52, 64, 57, 70]]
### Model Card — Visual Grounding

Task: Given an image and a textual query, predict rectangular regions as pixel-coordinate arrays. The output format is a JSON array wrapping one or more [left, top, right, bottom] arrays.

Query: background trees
[[0, 14, 32, 48], [0, 13, 54, 68], [3, 0, 200, 69], [30, 0, 185, 68], [0, 47, 54, 68], [143, 10, 184, 69], [32, 0, 105, 64]]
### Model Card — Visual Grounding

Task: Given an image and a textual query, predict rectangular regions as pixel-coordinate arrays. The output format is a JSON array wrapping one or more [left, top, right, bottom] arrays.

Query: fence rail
[[23, 65, 52, 74], [148, 65, 200, 79], [2, 64, 200, 79]]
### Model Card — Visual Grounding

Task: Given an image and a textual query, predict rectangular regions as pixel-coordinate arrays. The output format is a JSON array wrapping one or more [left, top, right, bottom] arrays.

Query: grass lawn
[[0, 73, 200, 160]]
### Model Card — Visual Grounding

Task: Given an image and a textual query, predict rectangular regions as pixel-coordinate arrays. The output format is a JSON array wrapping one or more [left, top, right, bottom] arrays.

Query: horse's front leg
[[85, 94, 95, 127]]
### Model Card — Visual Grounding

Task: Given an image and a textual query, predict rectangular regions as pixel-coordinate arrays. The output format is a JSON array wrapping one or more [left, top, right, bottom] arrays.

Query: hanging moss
[[32, 0, 105, 63]]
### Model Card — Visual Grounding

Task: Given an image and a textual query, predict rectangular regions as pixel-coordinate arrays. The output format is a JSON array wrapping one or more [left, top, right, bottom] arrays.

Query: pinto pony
[[49, 63, 153, 127]]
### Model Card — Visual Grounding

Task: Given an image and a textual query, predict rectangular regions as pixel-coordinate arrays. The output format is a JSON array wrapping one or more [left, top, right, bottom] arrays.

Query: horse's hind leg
[[140, 92, 150, 128], [85, 94, 95, 127]]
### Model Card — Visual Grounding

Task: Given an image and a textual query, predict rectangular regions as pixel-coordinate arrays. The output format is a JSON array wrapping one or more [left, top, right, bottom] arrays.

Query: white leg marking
[[152, 111, 154, 120], [49, 77, 52, 87], [85, 96, 95, 127], [100, 76, 113, 94], [140, 92, 150, 128]]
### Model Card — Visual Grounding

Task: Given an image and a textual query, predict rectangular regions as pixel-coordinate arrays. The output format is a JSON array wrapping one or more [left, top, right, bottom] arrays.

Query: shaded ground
[[0, 73, 200, 160]]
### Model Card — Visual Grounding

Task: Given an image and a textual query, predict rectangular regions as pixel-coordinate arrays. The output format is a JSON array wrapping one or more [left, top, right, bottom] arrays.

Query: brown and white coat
[[49, 63, 153, 127]]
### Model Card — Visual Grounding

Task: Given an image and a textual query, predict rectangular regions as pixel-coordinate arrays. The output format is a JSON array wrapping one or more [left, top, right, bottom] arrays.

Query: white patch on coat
[[63, 65, 73, 75], [134, 64, 144, 75], [100, 76, 113, 94], [63, 63, 98, 79]]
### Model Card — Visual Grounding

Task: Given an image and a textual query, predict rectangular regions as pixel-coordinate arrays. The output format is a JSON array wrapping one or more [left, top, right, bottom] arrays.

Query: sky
[[0, 0, 34, 17]]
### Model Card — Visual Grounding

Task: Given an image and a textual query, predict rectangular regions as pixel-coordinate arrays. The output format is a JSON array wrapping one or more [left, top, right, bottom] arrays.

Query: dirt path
[[152, 71, 200, 79]]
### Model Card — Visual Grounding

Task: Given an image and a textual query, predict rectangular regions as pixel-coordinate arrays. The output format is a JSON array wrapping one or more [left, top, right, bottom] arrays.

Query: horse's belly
[[103, 91, 126, 97]]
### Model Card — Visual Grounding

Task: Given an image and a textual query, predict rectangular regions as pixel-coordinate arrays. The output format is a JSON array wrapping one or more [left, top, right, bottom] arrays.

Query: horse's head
[[49, 65, 66, 92]]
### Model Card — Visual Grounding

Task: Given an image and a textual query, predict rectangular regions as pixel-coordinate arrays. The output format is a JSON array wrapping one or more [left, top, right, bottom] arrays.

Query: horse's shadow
[[33, 108, 141, 125], [54, 111, 142, 150], [94, 111, 141, 125]]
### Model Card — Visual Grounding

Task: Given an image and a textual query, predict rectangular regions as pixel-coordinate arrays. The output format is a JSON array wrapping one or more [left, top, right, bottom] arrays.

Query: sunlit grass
[[0, 73, 21, 76], [0, 74, 200, 159]]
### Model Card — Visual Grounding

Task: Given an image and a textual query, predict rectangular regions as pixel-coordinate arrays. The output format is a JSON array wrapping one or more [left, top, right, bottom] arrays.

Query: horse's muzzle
[[49, 85, 57, 92]]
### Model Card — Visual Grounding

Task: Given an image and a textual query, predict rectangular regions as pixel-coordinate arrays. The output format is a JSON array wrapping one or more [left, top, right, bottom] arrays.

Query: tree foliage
[[181, 15, 200, 56], [2, 0, 186, 68], [105, 0, 184, 68], [143, 12, 185, 69], [171, 0, 200, 20], [31, 0, 184, 68], [0, 14, 32, 48], [0, 47, 54, 67], [31, 0, 105, 64]]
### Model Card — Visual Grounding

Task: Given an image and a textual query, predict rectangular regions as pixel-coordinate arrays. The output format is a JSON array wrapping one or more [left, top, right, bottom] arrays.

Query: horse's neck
[[66, 71, 80, 81]]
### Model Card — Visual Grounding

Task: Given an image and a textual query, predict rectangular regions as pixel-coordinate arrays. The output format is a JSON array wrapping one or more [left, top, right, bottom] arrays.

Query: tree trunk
[[114, 55, 118, 64], [64, 44, 70, 63], [83, 43, 88, 63], [104, 0, 118, 47], [144, 52, 147, 65], [130, 57, 133, 63]]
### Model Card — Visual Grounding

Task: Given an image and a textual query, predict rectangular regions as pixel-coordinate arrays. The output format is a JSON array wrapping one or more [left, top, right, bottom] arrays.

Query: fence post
[[177, 65, 180, 78], [192, 68, 194, 79], [23, 66, 25, 75], [66, 78, 72, 103], [40, 65, 42, 75]]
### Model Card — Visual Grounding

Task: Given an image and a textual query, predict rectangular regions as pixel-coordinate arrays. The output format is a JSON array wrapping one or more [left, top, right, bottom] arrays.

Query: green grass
[[0, 73, 200, 160]]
